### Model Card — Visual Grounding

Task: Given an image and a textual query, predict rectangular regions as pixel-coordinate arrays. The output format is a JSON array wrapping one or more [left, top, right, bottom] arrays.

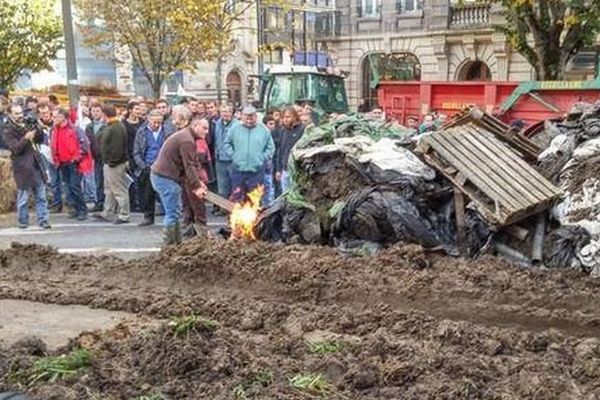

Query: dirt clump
[[0, 239, 599, 398]]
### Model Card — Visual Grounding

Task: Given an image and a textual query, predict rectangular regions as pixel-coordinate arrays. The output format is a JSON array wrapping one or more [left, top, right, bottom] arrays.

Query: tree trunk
[[216, 55, 224, 104], [151, 78, 162, 101]]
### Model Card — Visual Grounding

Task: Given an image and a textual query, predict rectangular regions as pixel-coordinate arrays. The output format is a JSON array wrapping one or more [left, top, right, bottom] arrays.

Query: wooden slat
[[473, 127, 560, 196], [466, 127, 554, 200], [205, 191, 235, 213], [453, 131, 538, 207], [458, 127, 546, 203], [428, 132, 522, 211], [424, 152, 508, 224], [432, 131, 528, 209], [441, 131, 533, 208]]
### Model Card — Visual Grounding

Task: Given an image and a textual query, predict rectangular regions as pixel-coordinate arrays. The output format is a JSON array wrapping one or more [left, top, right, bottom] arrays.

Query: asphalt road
[[0, 212, 227, 259]]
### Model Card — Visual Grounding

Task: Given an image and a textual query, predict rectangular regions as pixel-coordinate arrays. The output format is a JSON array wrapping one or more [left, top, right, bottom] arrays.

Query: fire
[[229, 186, 264, 240]]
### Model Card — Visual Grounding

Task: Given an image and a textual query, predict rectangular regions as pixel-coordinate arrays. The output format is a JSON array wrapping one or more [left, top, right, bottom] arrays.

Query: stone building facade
[[318, 0, 600, 109]]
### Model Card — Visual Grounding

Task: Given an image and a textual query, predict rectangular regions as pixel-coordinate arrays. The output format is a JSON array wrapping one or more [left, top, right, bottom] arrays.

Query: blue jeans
[[17, 181, 49, 226], [263, 172, 274, 206], [94, 159, 105, 206], [215, 160, 232, 199], [82, 171, 96, 203], [151, 173, 182, 227], [58, 162, 87, 216], [281, 170, 292, 193], [229, 169, 264, 203], [48, 163, 63, 208]]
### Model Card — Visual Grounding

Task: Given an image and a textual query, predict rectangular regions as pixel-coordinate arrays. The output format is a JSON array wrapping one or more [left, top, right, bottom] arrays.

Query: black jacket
[[99, 121, 128, 167], [1, 119, 47, 189], [84, 122, 102, 160], [122, 119, 142, 168], [275, 123, 305, 173]]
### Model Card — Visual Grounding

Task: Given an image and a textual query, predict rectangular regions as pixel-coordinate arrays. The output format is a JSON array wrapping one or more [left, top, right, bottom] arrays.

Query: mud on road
[[0, 240, 599, 399]]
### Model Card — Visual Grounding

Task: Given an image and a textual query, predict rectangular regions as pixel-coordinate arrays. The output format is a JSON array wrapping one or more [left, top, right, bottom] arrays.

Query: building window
[[396, 0, 422, 13], [361, 0, 380, 18]]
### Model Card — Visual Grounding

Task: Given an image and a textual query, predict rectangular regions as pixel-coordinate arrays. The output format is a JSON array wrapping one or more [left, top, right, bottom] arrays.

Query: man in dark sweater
[[122, 100, 143, 212], [95, 104, 130, 224], [151, 105, 207, 245]]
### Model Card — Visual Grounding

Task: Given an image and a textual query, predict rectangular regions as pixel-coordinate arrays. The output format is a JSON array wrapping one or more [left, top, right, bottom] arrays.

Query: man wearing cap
[[223, 105, 274, 203], [151, 106, 208, 245]]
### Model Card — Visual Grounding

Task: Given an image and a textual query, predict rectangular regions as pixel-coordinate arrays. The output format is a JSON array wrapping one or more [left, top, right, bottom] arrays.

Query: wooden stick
[[204, 191, 235, 213]]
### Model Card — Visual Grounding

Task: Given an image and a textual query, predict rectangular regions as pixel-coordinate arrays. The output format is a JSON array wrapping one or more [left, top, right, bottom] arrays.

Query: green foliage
[[132, 394, 168, 400], [169, 314, 218, 337], [494, 0, 600, 80], [231, 368, 273, 399], [307, 339, 345, 355], [253, 369, 274, 387], [0, 0, 63, 90], [231, 384, 248, 400], [29, 349, 92, 384], [289, 373, 329, 394]]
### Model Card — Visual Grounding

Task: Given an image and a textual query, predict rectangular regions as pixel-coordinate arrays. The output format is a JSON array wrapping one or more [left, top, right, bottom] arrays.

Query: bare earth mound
[[0, 239, 599, 399]]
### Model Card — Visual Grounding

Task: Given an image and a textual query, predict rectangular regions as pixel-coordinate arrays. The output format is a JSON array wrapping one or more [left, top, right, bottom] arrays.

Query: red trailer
[[378, 76, 600, 128]]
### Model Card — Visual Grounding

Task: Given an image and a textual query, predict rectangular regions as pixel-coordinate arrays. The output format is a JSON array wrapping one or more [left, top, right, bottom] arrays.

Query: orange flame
[[229, 185, 264, 240]]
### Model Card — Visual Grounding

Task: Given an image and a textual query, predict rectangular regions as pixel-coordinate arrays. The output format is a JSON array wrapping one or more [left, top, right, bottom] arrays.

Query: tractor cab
[[257, 52, 349, 117]]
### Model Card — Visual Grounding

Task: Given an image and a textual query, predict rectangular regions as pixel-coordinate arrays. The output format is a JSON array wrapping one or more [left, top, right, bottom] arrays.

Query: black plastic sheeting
[[257, 185, 497, 258], [543, 226, 591, 269]]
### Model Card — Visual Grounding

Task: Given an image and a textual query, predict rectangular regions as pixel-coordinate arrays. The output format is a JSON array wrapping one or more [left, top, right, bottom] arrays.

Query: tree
[[496, 0, 600, 80], [0, 0, 63, 91], [77, 0, 282, 100]]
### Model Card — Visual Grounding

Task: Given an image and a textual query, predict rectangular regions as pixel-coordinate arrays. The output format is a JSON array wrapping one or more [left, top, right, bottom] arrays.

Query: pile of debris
[[538, 102, 600, 275], [0, 150, 16, 213], [256, 108, 600, 277]]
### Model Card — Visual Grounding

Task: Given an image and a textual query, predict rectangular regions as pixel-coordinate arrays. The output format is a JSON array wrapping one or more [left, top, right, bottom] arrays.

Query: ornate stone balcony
[[449, 2, 491, 28]]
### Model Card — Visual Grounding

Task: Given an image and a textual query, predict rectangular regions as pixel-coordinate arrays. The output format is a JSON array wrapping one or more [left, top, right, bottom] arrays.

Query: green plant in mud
[[253, 368, 273, 387], [289, 373, 329, 394], [231, 384, 248, 400], [29, 349, 92, 384], [132, 393, 168, 400], [307, 339, 345, 355], [169, 314, 218, 337], [231, 368, 274, 399]]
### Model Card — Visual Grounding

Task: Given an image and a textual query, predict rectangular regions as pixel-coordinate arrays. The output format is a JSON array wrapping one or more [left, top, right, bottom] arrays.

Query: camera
[[23, 113, 39, 130], [22, 112, 44, 143]]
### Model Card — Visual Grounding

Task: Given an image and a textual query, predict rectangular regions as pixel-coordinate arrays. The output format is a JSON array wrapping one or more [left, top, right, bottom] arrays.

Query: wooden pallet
[[421, 123, 561, 227]]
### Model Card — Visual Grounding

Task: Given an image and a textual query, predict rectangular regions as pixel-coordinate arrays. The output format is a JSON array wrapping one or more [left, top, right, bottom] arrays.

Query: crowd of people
[[0, 89, 451, 245], [0, 93, 317, 245]]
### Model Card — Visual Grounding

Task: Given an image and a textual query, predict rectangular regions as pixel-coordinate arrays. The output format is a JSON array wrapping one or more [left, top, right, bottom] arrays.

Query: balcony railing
[[449, 2, 490, 27]]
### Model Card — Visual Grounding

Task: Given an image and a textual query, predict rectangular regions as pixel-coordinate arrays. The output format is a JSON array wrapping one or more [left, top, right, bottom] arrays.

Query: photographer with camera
[[1, 104, 50, 229]]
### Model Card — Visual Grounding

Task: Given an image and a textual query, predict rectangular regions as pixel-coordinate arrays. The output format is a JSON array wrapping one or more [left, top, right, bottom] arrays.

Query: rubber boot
[[181, 223, 196, 240], [162, 225, 175, 247], [173, 221, 182, 245]]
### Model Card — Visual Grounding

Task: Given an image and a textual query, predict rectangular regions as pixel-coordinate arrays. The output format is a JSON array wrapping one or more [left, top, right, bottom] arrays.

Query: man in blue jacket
[[133, 110, 173, 226], [224, 106, 274, 203]]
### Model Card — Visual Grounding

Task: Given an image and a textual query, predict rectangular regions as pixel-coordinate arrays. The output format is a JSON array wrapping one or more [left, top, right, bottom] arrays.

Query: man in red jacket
[[50, 108, 89, 220]]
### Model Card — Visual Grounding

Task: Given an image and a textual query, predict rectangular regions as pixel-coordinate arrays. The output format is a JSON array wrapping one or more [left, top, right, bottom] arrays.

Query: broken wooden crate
[[421, 122, 561, 227]]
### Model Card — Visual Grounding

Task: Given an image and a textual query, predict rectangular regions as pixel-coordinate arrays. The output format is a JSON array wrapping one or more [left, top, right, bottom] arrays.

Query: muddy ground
[[0, 239, 599, 399]]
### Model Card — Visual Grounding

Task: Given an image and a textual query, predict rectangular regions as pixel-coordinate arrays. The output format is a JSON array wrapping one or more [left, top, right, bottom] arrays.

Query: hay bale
[[0, 152, 16, 213]]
